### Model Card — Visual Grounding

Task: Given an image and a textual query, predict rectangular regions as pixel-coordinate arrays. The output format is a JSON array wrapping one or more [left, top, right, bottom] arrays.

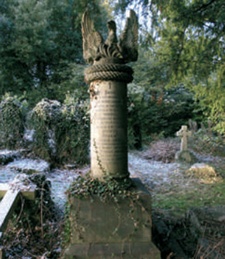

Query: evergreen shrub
[[127, 84, 197, 149], [0, 93, 27, 149], [28, 95, 89, 166], [28, 98, 62, 163], [58, 92, 89, 165], [189, 120, 225, 156]]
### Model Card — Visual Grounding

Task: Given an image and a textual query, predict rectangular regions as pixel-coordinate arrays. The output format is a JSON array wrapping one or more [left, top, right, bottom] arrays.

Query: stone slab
[[0, 180, 36, 232], [0, 184, 7, 198], [0, 183, 36, 200], [0, 247, 5, 259], [0, 188, 20, 232]]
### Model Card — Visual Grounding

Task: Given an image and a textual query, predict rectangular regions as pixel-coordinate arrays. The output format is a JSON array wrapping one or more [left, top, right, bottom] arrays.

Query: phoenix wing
[[81, 11, 103, 64], [119, 10, 138, 63]]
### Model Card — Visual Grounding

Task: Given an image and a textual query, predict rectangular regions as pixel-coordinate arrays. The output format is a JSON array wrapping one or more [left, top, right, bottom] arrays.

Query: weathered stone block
[[62, 178, 160, 258]]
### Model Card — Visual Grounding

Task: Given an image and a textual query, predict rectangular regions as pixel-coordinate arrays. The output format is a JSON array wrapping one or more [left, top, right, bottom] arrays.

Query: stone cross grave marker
[[176, 125, 192, 152], [0, 176, 36, 259]]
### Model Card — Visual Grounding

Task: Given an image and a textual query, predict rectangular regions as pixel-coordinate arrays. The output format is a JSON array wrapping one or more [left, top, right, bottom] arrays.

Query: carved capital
[[82, 10, 138, 65]]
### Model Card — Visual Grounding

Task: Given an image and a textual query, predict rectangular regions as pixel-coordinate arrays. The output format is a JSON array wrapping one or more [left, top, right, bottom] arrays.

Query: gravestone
[[0, 175, 36, 259], [175, 125, 196, 163], [176, 125, 191, 152], [62, 10, 160, 259]]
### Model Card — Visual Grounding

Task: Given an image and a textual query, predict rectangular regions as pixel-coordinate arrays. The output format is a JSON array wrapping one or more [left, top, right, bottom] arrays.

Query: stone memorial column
[[85, 65, 132, 180], [82, 10, 138, 181], [62, 10, 161, 259]]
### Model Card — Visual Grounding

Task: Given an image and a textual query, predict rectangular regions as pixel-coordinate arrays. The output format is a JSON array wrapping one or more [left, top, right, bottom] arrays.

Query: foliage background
[[0, 0, 225, 162]]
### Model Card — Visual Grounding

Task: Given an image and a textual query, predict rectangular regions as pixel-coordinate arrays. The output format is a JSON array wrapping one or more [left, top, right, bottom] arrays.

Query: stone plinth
[[62, 178, 161, 259], [175, 150, 197, 163], [90, 80, 128, 180]]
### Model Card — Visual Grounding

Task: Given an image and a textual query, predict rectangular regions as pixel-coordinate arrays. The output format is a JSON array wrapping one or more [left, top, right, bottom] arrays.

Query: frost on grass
[[6, 158, 50, 174]]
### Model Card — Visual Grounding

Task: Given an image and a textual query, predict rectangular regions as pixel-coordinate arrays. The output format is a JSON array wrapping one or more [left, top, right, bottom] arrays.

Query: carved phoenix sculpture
[[82, 10, 138, 64]]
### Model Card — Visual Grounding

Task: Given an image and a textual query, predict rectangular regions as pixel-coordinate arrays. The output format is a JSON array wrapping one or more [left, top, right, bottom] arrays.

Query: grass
[[152, 181, 225, 213], [144, 135, 225, 215]]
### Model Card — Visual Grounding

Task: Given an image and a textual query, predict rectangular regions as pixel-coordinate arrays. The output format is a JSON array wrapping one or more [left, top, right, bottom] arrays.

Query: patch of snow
[[46, 169, 79, 214], [9, 173, 36, 192], [7, 158, 50, 172], [0, 150, 15, 155], [47, 130, 56, 155], [128, 153, 184, 187], [0, 150, 21, 157], [23, 129, 35, 142], [0, 166, 17, 183]]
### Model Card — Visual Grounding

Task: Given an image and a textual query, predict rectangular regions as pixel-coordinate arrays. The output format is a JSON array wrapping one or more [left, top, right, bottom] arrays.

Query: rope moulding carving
[[84, 63, 134, 84]]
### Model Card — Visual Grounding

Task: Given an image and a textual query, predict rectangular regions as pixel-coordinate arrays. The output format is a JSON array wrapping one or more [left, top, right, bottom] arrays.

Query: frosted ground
[[0, 149, 189, 214]]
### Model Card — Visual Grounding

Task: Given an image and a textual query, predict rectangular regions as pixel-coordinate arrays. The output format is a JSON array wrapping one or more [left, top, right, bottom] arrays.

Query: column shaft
[[90, 80, 128, 180]]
